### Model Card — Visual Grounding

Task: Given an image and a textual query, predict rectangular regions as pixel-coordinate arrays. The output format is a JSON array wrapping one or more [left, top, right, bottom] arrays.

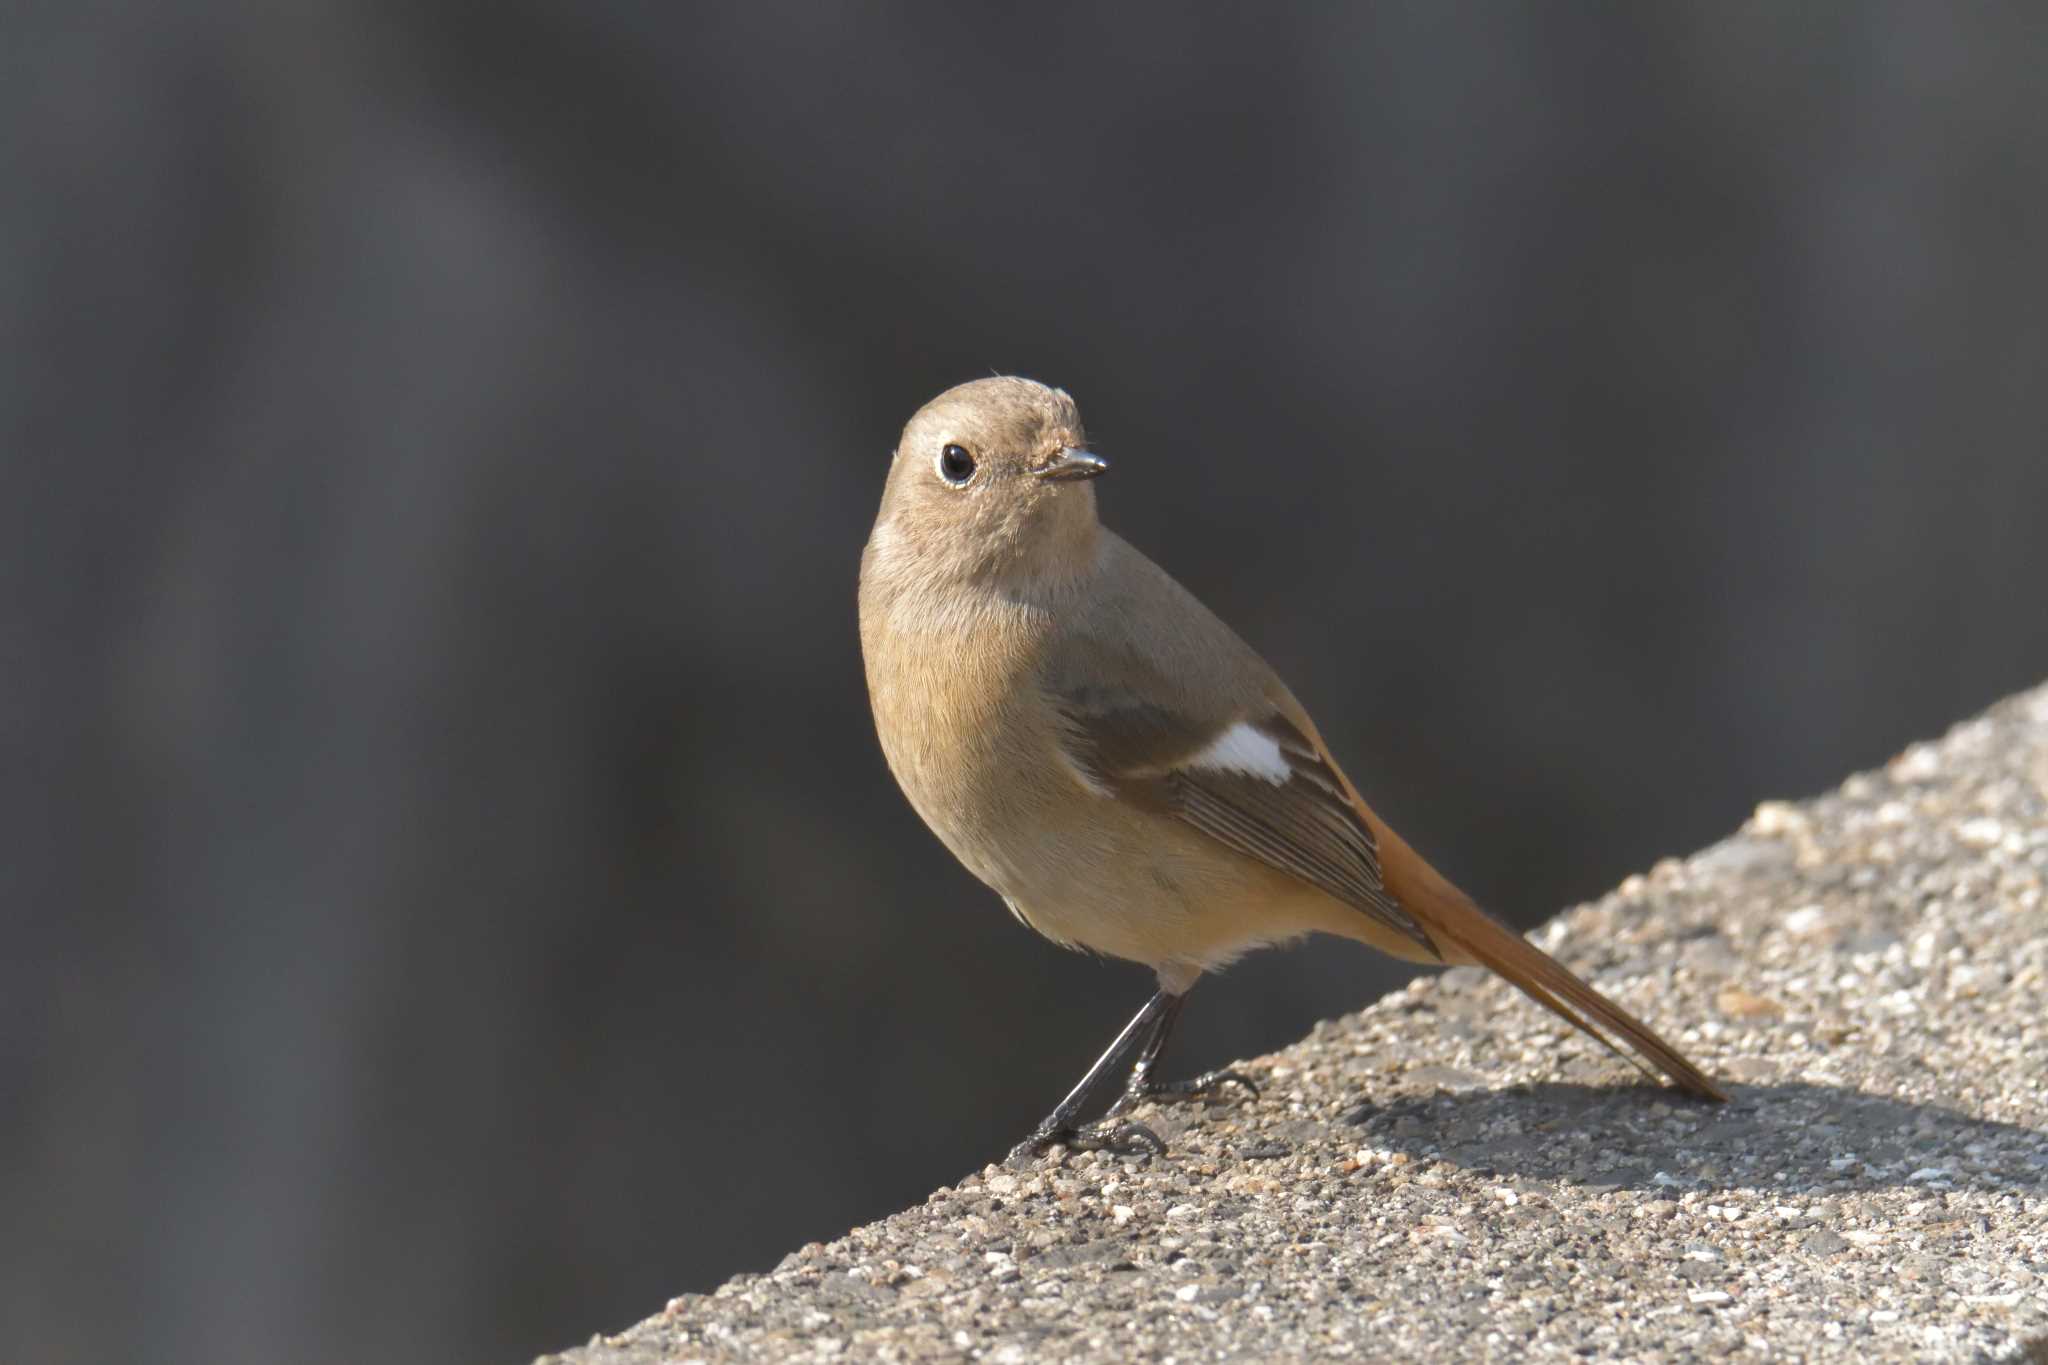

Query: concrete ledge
[[546, 685, 2048, 1363]]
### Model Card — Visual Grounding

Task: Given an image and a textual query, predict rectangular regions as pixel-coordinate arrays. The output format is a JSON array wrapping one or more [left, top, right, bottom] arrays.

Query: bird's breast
[[861, 589, 1068, 881]]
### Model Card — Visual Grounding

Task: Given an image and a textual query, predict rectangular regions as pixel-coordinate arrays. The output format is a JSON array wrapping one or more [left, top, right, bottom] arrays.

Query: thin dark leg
[[1105, 990, 1259, 1119], [1007, 991, 1178, 1161], [1115, 990, 1188, 1102]]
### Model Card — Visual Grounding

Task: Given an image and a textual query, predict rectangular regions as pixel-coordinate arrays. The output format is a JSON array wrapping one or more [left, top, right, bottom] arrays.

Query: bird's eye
[[937, 443, 977, 485]]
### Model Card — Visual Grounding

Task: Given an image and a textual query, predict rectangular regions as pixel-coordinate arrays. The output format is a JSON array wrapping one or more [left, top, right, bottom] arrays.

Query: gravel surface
[[546, 685, 2048, 1364]]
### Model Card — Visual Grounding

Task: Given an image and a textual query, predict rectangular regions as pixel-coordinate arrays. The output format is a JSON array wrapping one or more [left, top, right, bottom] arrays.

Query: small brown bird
[[859, 377, 1724, 1159]]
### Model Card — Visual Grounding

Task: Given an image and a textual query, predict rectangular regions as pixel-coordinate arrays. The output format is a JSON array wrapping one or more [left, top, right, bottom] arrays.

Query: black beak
[[1037, 447, 1108, 482]]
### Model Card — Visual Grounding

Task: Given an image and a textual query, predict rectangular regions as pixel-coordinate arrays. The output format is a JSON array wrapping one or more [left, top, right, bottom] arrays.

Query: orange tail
[[1365, 811, 1726, 1102]]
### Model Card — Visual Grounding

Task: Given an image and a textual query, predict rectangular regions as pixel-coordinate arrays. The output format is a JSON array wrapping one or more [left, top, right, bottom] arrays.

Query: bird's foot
[[1107, 1068, 1260, 1119], [1006, 1119, 1166, 1164]]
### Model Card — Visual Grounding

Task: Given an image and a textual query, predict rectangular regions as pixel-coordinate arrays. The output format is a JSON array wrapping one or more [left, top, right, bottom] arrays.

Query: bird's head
[[872, 376, 1108, 592]]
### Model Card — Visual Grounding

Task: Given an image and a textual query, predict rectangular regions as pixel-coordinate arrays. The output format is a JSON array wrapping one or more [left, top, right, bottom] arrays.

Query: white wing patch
[[1188, 721, 1293, 785]]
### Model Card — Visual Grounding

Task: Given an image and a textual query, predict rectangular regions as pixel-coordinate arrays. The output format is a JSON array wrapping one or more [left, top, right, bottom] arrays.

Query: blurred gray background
[[6, 4, 2046, 1363]]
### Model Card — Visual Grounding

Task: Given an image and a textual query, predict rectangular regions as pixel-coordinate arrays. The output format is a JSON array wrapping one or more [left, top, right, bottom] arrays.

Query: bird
[[858, 376, 1725, 1159]]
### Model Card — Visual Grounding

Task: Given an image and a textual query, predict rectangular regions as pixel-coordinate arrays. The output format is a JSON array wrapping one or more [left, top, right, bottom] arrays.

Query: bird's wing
[[1048, 678, 1442, 960]]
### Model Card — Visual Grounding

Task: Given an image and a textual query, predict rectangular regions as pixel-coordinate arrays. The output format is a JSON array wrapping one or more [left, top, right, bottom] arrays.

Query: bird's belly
[[956, 801, 1327, 977]]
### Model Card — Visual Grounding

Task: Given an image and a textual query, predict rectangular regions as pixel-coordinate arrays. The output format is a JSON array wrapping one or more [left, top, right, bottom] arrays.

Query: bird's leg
[[1008, 992, 1177, 1161], [1105, 989, 1259, 1118]]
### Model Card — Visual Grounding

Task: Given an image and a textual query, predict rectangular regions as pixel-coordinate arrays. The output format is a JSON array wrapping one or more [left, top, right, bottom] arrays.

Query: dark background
[[7, 5, 2046, 1363]]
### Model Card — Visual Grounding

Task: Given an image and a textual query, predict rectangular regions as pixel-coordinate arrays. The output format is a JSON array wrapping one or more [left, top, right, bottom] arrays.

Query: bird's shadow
[[1331, 1079, 2048, 1199]]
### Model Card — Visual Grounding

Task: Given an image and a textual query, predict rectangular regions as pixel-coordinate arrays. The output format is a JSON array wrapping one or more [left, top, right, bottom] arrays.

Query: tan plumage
[[860, 377, 1723, 1154]]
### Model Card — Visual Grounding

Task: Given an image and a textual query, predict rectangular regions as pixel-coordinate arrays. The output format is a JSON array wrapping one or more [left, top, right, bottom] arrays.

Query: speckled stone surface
[[546, 685, 2048, 1364]]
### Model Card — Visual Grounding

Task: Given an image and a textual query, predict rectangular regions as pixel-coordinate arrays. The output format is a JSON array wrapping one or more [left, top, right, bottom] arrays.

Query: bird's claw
[[1109, 1068, 1260, 1118], [1169, 1068, 1261, 1103], [1007, 1119, 1166, 1164]]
